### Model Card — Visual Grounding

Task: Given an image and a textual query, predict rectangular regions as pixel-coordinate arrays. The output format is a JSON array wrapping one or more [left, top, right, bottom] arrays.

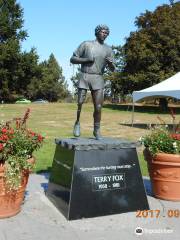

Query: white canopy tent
[[131, 72, 180, 125]]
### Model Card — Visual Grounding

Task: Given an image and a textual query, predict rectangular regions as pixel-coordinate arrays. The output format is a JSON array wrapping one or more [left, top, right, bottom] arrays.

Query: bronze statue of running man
[[70, 24, 115, 140]]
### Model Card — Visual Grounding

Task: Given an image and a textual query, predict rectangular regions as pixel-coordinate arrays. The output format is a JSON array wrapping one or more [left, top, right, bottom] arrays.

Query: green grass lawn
[[1, 102, 179, 176]]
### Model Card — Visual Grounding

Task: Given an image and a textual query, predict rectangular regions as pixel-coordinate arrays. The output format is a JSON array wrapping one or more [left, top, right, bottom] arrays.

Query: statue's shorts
[[78, 72, 104, 90]]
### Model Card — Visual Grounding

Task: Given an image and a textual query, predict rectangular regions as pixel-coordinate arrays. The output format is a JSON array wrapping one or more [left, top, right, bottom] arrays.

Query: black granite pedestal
[[46, 138, 149, 220]]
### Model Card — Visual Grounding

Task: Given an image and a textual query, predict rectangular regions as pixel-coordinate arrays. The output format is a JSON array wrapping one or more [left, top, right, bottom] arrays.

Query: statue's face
[[97, 29, 108, 42]]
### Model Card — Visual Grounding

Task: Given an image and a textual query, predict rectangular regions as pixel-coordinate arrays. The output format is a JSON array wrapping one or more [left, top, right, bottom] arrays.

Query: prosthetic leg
[[73, 89, 87, 137]]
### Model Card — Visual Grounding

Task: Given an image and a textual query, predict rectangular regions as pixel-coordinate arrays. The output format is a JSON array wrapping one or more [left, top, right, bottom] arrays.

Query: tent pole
[[131, 102, 135, 126]]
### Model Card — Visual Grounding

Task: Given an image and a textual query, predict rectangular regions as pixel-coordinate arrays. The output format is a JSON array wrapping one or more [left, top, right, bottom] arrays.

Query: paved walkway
[[0, 173, 180, 240]]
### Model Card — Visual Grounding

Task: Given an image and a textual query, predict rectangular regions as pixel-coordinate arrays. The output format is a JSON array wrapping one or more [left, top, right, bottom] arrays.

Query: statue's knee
[[78, 93, 86, 104], [95, 104, 102, 112]]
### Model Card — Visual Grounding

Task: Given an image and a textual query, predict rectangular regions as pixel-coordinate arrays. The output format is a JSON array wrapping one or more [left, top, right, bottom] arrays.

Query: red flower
[[1, 128, 7, 134], [1, 135, 9, 141], [170, 133, 180, 141], [31, 132, 35, 136], [27, 129, 35, 136], [37, 134, 43, 142], [0, 143, 4, 151]]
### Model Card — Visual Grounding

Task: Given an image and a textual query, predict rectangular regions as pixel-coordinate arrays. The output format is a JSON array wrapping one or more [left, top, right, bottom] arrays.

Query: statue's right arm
[[70, 55, 94, 64], [70, 42, 94, 64]]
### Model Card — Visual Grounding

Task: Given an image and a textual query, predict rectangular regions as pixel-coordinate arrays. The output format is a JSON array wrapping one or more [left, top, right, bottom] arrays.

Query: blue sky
[[19, 0, 171, 90]]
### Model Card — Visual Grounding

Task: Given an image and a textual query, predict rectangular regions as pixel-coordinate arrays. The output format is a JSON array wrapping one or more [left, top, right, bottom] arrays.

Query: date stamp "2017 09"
[[136, 209, 180, 218]]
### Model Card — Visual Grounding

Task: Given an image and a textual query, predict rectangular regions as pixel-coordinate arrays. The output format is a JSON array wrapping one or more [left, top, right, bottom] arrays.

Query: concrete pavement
[[0, 173, 180, 240]]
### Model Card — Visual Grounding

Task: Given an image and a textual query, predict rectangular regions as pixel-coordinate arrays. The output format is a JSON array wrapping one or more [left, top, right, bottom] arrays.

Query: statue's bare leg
[[91, 89, 104, 140], [73, 88, 87, 137]]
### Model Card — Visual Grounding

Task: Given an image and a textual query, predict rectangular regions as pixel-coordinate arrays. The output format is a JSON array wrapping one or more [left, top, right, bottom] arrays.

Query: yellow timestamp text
[[136, 209, 180, 218]]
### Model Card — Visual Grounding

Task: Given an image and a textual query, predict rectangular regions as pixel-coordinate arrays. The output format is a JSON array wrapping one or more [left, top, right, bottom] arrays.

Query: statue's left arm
[[106, 48, 115, 72]]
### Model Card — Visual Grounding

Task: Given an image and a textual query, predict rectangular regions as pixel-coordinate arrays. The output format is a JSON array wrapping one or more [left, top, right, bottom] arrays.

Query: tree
[[32, 54, 69, 101], [70, 66, 81, 96], [105, 45, 128, 101], [108, 2, 180, 96], [124, 2, 180, 92], [0, 1, 69, 102], [17, 48, 42, 98], [0, 0, 27, 101]]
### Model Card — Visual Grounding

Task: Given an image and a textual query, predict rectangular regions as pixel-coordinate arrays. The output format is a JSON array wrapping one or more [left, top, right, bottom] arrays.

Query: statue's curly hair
[[95, 24, 110, 36]]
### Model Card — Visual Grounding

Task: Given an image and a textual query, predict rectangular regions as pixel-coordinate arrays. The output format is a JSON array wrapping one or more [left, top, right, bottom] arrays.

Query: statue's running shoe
[[73, 122, 80, 137], [93, 123, 102, 140]]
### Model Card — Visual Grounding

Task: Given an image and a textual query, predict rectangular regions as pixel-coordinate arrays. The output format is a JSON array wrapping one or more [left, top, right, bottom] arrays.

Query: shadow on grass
[[103, 103, 180, 114], [119, 123, 176, 130]]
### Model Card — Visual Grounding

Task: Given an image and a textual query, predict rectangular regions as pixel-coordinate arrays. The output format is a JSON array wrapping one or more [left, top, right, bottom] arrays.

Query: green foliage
[[107, 2, 180, 96], [0, 0, 27, 101], [0, 0, 27, 42], [105, 46, 125, 98], [124, 2, 180, 92], [0, 1, 69, 102], [27, 53, 69, 101]]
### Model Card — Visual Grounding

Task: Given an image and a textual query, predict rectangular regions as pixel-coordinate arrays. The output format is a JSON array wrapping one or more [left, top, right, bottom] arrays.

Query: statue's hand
[[106, 57, 113, 64], [106, 57, 115, 71]]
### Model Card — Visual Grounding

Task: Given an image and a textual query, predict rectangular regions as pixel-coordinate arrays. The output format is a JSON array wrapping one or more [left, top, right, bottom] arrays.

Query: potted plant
[[140, 122, 180, 201], [0, 108, 44, 218]]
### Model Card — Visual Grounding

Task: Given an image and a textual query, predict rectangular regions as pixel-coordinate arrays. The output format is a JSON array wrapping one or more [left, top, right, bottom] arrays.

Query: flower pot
[[0, 157, 34, 218], [143, 148, 180, 201]]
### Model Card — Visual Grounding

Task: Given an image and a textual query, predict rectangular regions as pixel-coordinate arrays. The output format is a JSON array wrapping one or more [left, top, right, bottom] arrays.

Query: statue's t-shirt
[[73, 40, 114, 90]]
